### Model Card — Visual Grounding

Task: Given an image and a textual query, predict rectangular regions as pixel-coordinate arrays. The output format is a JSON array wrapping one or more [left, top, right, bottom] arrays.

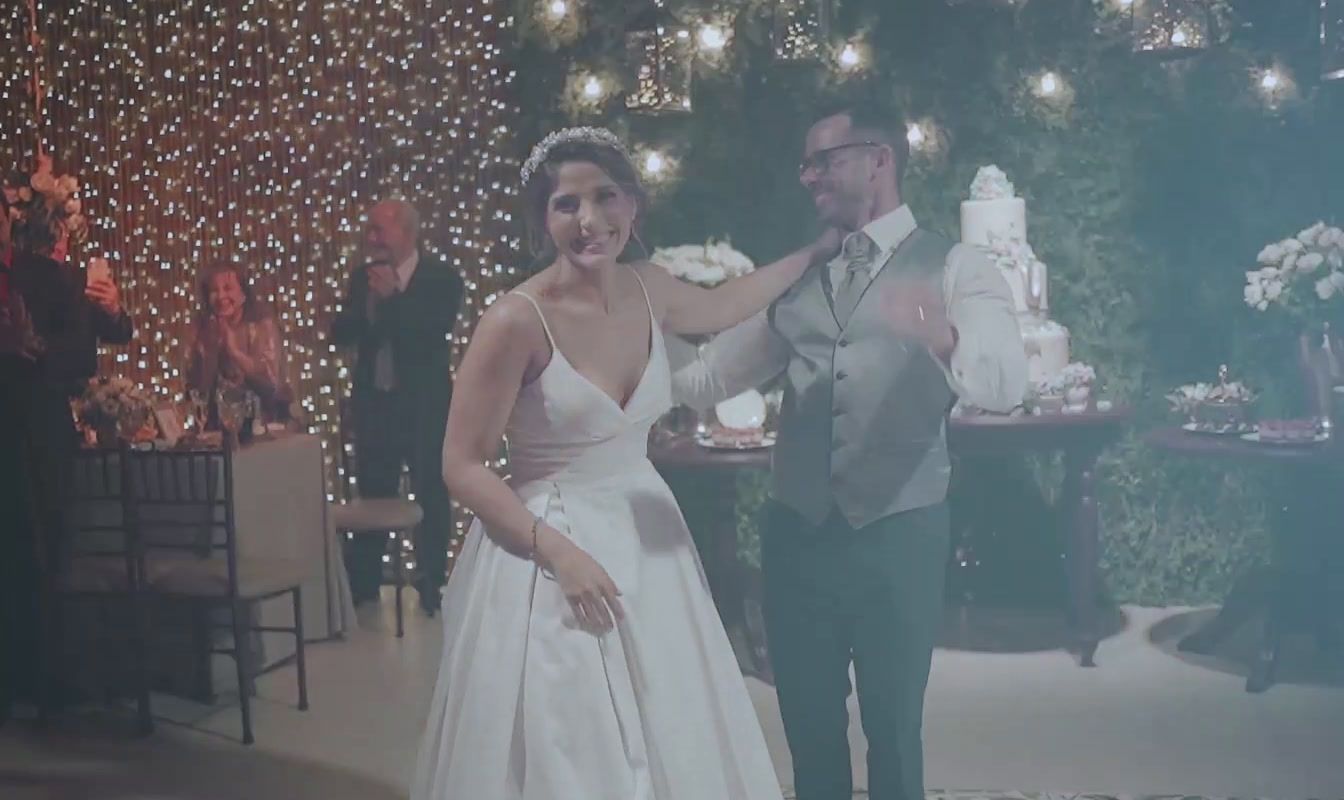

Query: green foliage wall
[[514, 0, 1343, 604]]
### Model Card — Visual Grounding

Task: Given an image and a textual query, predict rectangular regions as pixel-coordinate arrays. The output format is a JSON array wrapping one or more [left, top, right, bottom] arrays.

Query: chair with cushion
[[124, 443, 309, 745], [330, 498, 423, 637]]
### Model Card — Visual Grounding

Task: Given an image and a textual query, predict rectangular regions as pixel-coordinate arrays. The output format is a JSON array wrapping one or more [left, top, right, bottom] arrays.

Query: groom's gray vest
[[768, 229, 956, 529]]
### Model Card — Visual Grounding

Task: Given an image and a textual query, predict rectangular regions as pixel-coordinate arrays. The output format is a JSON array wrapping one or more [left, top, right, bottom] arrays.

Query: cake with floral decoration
[[960, 166, 1071, 388]]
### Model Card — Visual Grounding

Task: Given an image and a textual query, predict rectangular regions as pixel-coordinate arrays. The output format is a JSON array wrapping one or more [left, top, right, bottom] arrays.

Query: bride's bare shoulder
[[474, 290, 545, 345], [630, 259, 674, 291], [629, 260, 676, 318]]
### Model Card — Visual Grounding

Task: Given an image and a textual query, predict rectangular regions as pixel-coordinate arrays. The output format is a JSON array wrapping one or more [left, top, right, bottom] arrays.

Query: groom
[[672, 103, 1026, 800]]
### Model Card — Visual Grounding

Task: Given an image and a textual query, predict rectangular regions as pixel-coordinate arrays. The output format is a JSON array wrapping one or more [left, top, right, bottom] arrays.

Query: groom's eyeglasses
[[798, 141, 881, 177]]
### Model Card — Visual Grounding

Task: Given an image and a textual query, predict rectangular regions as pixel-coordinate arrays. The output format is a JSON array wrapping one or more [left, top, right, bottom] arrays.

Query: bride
[[411, 127, 838, 800]]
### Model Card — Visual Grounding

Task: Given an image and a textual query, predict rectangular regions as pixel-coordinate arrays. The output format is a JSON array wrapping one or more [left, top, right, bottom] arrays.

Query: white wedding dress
[[410, 272, 783, 800]]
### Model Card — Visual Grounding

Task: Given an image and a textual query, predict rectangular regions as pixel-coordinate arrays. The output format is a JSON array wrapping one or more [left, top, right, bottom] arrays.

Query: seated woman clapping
[[186, 261, 291, 426]]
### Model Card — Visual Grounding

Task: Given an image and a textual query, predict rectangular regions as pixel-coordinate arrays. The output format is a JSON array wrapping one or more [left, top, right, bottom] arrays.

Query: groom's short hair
[[812, 102, 909, 189]]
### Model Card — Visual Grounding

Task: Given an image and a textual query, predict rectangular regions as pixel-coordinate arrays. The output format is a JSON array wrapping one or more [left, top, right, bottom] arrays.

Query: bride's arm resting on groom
[[635, 229, 841, 336]]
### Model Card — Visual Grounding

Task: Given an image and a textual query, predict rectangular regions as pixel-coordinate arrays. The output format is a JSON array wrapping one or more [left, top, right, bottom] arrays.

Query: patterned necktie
[[833, 232, 876, 326], [373, 266, 401, 391]]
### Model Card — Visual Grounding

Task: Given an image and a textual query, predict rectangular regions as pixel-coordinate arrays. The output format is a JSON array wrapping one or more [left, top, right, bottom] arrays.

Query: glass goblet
[[188, 388, 210, 434], [216, 387, 249, 447]]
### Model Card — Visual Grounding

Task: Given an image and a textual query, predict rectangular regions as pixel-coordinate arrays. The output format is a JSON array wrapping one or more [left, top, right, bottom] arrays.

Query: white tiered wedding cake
[[960, 166, 1070, 388]]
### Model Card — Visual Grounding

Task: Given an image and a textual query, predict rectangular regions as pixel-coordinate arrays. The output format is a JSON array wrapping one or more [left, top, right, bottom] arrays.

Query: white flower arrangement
[[1037, 361, 1095, 396], [2, 154, 89, 250], [969, 165, 1016, 201], [76, 376, 154, 436], [983, 230, 1045, 280], [1243, 221, 1344, 319], [652, 238, 754, 287]]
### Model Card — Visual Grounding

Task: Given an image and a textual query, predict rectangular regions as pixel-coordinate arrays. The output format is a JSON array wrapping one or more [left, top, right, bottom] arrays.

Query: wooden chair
[[331, 392, 426, 637], [122, 443, 309, 745], [331, 498, 423, 637], [53, 445, 153, 735]]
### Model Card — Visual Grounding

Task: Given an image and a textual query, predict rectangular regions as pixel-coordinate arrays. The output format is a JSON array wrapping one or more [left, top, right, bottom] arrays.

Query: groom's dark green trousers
[[762, 499, 950, 800]]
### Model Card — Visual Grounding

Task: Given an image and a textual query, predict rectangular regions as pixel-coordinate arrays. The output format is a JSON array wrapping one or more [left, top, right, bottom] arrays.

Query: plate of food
[[697, 389, 774, 450], [695, 430, 776, 451], [1182, 421, 1255, 436], [1240, 419, 1328, 446]]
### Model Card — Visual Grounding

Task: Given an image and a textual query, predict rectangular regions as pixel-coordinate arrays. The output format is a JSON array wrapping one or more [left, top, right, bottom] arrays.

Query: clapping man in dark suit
[[332, 200, 464, 613]]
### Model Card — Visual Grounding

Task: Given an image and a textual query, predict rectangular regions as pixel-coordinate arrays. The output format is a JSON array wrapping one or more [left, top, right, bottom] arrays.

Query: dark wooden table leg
[[1244, 466, 1330, 693], [1247, 598, 1282, 693], [1316, 514, 1344, 654], [1064, 447, 1100, 667], [1313, 468, 1344, 656], [1177, 567, 1271, 654]]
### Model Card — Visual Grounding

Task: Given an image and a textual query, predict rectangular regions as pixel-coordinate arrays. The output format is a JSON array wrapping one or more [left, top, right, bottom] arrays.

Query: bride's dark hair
[[521, 140, 649, 266]]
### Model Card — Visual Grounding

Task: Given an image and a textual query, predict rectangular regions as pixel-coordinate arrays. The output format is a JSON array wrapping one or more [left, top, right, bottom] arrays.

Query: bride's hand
[[809, 227, 844, 264], [536, 530, 624, 632]]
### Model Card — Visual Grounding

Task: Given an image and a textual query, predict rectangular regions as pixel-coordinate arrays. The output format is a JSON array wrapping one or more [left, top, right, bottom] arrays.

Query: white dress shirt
[[671, 206, 1027, 414]]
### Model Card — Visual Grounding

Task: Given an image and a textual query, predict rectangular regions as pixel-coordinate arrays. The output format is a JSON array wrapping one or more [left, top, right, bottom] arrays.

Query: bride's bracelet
[[530, 516, 557, 578]]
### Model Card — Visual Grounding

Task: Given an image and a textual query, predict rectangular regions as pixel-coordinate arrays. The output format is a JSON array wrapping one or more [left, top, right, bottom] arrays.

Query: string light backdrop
[[0, 0, 521, 557]]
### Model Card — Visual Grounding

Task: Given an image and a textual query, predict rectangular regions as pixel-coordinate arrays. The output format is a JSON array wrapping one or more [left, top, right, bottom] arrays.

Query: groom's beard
[[814, 193, 859, 231]]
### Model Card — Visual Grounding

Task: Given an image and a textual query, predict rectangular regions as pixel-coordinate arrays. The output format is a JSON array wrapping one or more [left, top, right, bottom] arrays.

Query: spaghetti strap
[[627, 266, 657, 331], [511, 290, 557, 349]]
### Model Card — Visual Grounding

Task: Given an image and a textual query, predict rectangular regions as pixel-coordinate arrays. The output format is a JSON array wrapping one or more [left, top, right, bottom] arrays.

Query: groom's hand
[[879, 279, 957, 362]]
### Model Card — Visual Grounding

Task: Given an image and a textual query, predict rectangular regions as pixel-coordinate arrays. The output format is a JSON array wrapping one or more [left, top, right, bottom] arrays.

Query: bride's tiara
[[519, 127, 627, 185]]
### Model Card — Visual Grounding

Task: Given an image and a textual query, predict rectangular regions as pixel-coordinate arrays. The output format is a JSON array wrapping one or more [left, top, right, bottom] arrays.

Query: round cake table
[[648, 433, 773, 680], [1144, 426, 1344, 692], [649, 405, 1131, 682], [947, 407, 1131, 667]]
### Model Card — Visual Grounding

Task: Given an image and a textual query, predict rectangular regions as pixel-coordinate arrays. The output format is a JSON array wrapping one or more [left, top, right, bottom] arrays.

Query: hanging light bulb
[[905, 118, 945, 157], [536, 0, 583, 44], [698, 24, 727, 52], [563, 69, 612, 116], [635, 147, 678, 185], [1027, 69, 1075, 113], [1252, 64, 1296, 106], [837, 42, 864, 70]]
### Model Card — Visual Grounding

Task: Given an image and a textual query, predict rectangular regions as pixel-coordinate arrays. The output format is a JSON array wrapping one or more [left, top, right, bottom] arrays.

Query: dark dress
[[0, 251, 132, 716]]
